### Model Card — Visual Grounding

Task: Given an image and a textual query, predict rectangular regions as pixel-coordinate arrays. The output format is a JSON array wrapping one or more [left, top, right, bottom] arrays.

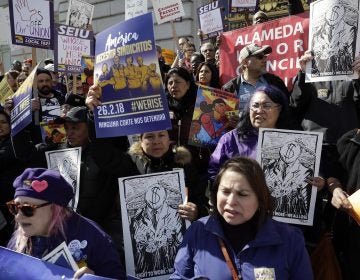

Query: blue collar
[[204, 215, 283, 248]]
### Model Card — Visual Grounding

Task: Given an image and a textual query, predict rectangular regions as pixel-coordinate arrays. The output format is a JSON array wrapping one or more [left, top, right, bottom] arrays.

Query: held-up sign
[[220, 12, 309, 90], [54, 24, 94, 73], [151, 0, 185, 24], [197, 1, 224, 39]]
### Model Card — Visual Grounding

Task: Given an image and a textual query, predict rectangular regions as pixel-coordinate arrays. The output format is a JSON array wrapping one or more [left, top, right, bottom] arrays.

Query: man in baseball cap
[[238, 43, 272, 64], [222, 43, 288, 109]]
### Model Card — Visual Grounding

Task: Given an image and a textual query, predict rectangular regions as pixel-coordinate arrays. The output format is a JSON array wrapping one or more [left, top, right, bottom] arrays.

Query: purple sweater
[[208, 129, 258, 181]]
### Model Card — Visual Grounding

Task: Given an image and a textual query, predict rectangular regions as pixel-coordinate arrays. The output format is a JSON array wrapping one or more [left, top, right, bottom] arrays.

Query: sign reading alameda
[[220, 12, 309, 90], [93, 12, 171, 138]]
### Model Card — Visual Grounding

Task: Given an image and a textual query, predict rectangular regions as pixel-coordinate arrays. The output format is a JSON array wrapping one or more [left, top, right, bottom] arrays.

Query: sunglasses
[[6, 200, 51, 217]]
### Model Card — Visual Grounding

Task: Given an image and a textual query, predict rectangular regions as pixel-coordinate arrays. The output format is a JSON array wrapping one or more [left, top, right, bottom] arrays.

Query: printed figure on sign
[[130, 182, 182, 275], [197, 99, 230, 146], [311, 0, 357, 76], [124, 56, 142, 93], [136, 56, 149, 87], [98, 63, 114, 93], [143, 63, 162, 93], [111, 55, 127, 92], [67, 0, 94, 29], [263, 140, 313, 219]]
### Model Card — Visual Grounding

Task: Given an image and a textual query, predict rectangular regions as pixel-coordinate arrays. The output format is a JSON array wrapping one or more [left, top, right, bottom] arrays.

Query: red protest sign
[[220, 12, 309, 90]]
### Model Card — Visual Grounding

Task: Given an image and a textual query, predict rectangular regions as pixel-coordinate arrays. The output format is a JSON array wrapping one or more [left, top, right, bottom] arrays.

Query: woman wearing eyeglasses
[[208, 85, 289, 181], [6, 168, 125, 280], [178, 42, 196, 73]]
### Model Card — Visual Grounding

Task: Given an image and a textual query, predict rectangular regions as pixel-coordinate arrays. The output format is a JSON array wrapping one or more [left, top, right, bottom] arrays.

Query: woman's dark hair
[[165, 67, 197, 99], [210, 156, 273, 228], [0, 109, 10, 125], [237, 85, 289, 139], [165, 67, 194, 84], [195, 61, 220, 88], [213, 98, 226, 106]]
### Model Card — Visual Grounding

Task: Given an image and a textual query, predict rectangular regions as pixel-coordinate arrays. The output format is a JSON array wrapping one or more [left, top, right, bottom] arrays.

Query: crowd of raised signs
[[1, 1, 360, 279]]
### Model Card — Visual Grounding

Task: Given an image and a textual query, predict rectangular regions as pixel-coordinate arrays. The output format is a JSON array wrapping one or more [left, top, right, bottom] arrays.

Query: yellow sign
[[161, 48, 175, 65], [0, 78, 14, 104]]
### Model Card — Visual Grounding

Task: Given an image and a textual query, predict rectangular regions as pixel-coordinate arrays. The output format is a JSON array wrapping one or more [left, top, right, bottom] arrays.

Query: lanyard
[[218, 237, 241, 280]]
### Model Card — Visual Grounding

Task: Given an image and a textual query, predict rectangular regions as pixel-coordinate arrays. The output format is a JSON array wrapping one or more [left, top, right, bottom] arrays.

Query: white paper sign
[[257, 128, 323, 226], [66, 0, 94, 29], [119, 170, 189, 280], [45, 147, 82, 211], [125, 0, 148, 20], [199, 7, 223, 36], [305, 0, 360, 82], [231, 0, 257, 8], [151, 0, 185, 24]]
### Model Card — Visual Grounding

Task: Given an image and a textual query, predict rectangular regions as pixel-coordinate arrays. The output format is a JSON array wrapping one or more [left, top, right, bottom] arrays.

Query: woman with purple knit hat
[[6, 167, 125, 279]]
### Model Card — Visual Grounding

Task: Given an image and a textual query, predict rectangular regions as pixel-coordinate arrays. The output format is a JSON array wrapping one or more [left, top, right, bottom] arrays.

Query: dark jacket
[[337, 128, 360, 195], [171, 215, 313, 280], [221, 73, 289, 98], [290, 71, 360, 144], [0, 136, 25, 204], [167, 90, 197, 147], [0, 136, 25, 246]]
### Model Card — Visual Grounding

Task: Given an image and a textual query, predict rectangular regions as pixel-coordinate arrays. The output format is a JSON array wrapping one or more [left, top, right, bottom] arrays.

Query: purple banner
[[8, 0, 54, 49], [93, 12, 171, 138], [0, 247, 132, 280], [11, 65, 38, 137]]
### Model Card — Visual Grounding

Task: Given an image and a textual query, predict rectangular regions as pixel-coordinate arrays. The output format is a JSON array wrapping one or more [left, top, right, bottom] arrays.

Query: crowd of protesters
[[1, 1, 360, 279]]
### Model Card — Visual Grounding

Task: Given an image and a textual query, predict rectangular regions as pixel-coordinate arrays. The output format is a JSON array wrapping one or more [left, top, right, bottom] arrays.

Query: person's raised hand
[[299, 50, 313, 72], [4, 97, 14, 115], [73, 266, 94, 279], [85, 85, 102, 111], [331, 187, 352, 210], [178, 202, 198, 222], [31, 97, 40, 112]]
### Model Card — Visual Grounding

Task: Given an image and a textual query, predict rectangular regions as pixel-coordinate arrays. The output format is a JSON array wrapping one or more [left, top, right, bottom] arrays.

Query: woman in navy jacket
[[171, 157, 313, 280]]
